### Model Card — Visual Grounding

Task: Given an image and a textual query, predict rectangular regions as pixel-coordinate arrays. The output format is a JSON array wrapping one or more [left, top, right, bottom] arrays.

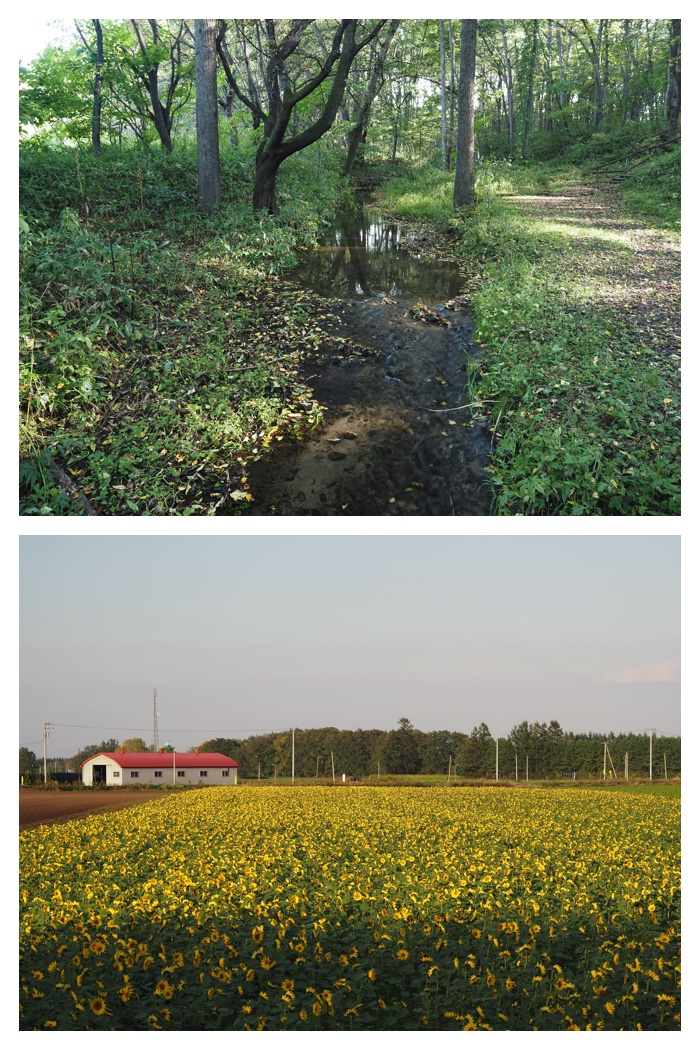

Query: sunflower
[[397, 949, 409, 961], [89, 996, 108, 1016]]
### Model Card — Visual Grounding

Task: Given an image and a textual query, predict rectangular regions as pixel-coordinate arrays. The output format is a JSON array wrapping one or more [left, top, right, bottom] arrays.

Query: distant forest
[[23, 719, 679, 782], [198, 719, 679, 780]]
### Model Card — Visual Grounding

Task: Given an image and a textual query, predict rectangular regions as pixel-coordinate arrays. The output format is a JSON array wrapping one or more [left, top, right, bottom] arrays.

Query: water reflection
[[292, 205, 464, 302]]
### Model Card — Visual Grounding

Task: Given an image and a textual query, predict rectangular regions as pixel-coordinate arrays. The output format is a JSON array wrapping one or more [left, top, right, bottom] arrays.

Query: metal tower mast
[[152, 687, 159, 752]]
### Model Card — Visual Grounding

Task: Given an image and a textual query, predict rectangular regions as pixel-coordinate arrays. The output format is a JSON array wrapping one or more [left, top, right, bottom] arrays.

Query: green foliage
[[19, 748, 39, 775], [19, 143, 344, 515], [120, 738, 149, 752], [381, 165, 454, 221], [619, 146, 680, 227], [382, 718, 422, 775], [20, 45, 93, 142], [193, 723, 679, 781]]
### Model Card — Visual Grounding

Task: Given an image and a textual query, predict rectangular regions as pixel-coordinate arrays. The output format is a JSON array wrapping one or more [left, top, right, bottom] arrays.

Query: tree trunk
[[131, 19, 174, 151], [342, 20, 399, 178], [448, 20, 456, 170], [523, 21, 538, 160], [440, 20, 447, 170], [219, 19, 385, 213], [195, 19, 221, 214], [252, 154, 278, 213], [453, 19, 477, 211], [343, 122, 365, 177], [666, 19, 681, 133], [91, 19, 103, 158], [501, 20, 515, 157]]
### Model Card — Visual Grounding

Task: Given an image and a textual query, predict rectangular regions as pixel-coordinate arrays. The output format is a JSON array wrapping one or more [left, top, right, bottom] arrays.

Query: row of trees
[[21, 19, 681, 215], [20, 720, 681, 781], [196, 719, 681, 780]]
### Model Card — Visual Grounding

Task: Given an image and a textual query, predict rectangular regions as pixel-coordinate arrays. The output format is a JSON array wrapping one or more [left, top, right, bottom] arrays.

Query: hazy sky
[[19, 536, 679, 756]]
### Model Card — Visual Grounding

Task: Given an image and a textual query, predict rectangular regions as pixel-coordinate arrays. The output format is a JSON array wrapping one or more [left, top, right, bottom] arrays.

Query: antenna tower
[[152, 687, 159, 752]]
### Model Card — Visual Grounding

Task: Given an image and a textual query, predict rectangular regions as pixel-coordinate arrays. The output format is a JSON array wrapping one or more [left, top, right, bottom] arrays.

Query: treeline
[[20, 20, 680, 196], [20, 721, 681, 781], [198, 719, 681, 780]]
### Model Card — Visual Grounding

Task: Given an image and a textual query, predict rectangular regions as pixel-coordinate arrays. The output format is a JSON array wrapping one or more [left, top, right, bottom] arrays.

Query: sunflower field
[[19, 786, 680, 1031]]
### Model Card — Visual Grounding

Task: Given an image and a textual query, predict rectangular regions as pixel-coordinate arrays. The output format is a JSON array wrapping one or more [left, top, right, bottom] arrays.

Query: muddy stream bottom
[[247, 206, 492, 516]]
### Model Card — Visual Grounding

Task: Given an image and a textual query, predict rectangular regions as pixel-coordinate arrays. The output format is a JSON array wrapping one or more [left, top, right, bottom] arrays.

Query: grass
[[617, 147, 681, 227]]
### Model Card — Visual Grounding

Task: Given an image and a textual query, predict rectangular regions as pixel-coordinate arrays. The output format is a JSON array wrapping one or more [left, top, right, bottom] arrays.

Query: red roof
[[80, 751, 238, 769]]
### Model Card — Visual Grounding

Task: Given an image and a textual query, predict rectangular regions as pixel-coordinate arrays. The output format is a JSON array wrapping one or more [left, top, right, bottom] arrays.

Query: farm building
[[80, 751, 238, 786]]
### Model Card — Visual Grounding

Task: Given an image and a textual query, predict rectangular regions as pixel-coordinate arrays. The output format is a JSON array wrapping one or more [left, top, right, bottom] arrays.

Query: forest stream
[[247, 201, 492, 515]]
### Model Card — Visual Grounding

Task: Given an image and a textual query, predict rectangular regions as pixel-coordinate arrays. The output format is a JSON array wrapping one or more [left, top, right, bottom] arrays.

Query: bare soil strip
[[19, 789, 176, 830]]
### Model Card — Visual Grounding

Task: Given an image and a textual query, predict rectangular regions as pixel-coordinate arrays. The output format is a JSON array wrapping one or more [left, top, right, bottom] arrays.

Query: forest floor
[[504, 181, 680, 357], [466, 176, 681, 514]]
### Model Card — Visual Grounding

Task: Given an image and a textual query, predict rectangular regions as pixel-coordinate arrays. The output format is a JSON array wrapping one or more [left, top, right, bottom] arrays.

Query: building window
[[130, 771, 139, 779], [154, 771, 163, 778], [221, 769, 229, 777], [199, 771, 208, 777], [177, 770, 185, 778], [113, 772, 119, 777]]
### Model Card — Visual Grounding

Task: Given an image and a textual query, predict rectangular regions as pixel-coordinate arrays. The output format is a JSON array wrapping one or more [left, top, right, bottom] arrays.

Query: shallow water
[[245, 202, 492, 516], [292, 205, 466, 302]]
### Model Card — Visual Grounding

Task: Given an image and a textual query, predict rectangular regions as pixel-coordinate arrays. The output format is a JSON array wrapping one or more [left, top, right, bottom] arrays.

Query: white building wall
[[81, 757, 238, 786], [81, 755, 123, 786]]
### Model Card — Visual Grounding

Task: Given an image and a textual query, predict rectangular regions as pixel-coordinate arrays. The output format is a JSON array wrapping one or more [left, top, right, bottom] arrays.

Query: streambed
[[247, 202, 492, 515]]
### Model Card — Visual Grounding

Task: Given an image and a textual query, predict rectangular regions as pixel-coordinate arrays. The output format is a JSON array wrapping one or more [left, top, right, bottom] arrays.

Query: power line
[[40, 723, 286, 733]]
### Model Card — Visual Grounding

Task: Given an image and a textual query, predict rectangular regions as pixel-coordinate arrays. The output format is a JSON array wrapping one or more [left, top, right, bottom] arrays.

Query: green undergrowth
[[19, 143, 346, 515], [617, 146, 680, 226]]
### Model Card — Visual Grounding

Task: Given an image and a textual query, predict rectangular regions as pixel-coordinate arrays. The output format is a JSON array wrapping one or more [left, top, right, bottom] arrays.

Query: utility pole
[[331, 751, 335, 785], [526, 755, 529, 782], [664, 752, 668, 780], [603, 742, 607, 780], [447, 754, 452, 783], [604, 742, 617, 779], [496, 737, 499, 781], [152, 687, 159, 752], [515, 753, 518, 782], [292, 728, 295, 785], [43, 722, 52, 784], [647, 727, 655, 780], [625, 752, 628, 780]]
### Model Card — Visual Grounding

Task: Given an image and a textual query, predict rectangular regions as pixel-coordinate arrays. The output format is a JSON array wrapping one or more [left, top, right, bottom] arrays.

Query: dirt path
[[505, 182, 680, 358], [19, 788, 176, 830]]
